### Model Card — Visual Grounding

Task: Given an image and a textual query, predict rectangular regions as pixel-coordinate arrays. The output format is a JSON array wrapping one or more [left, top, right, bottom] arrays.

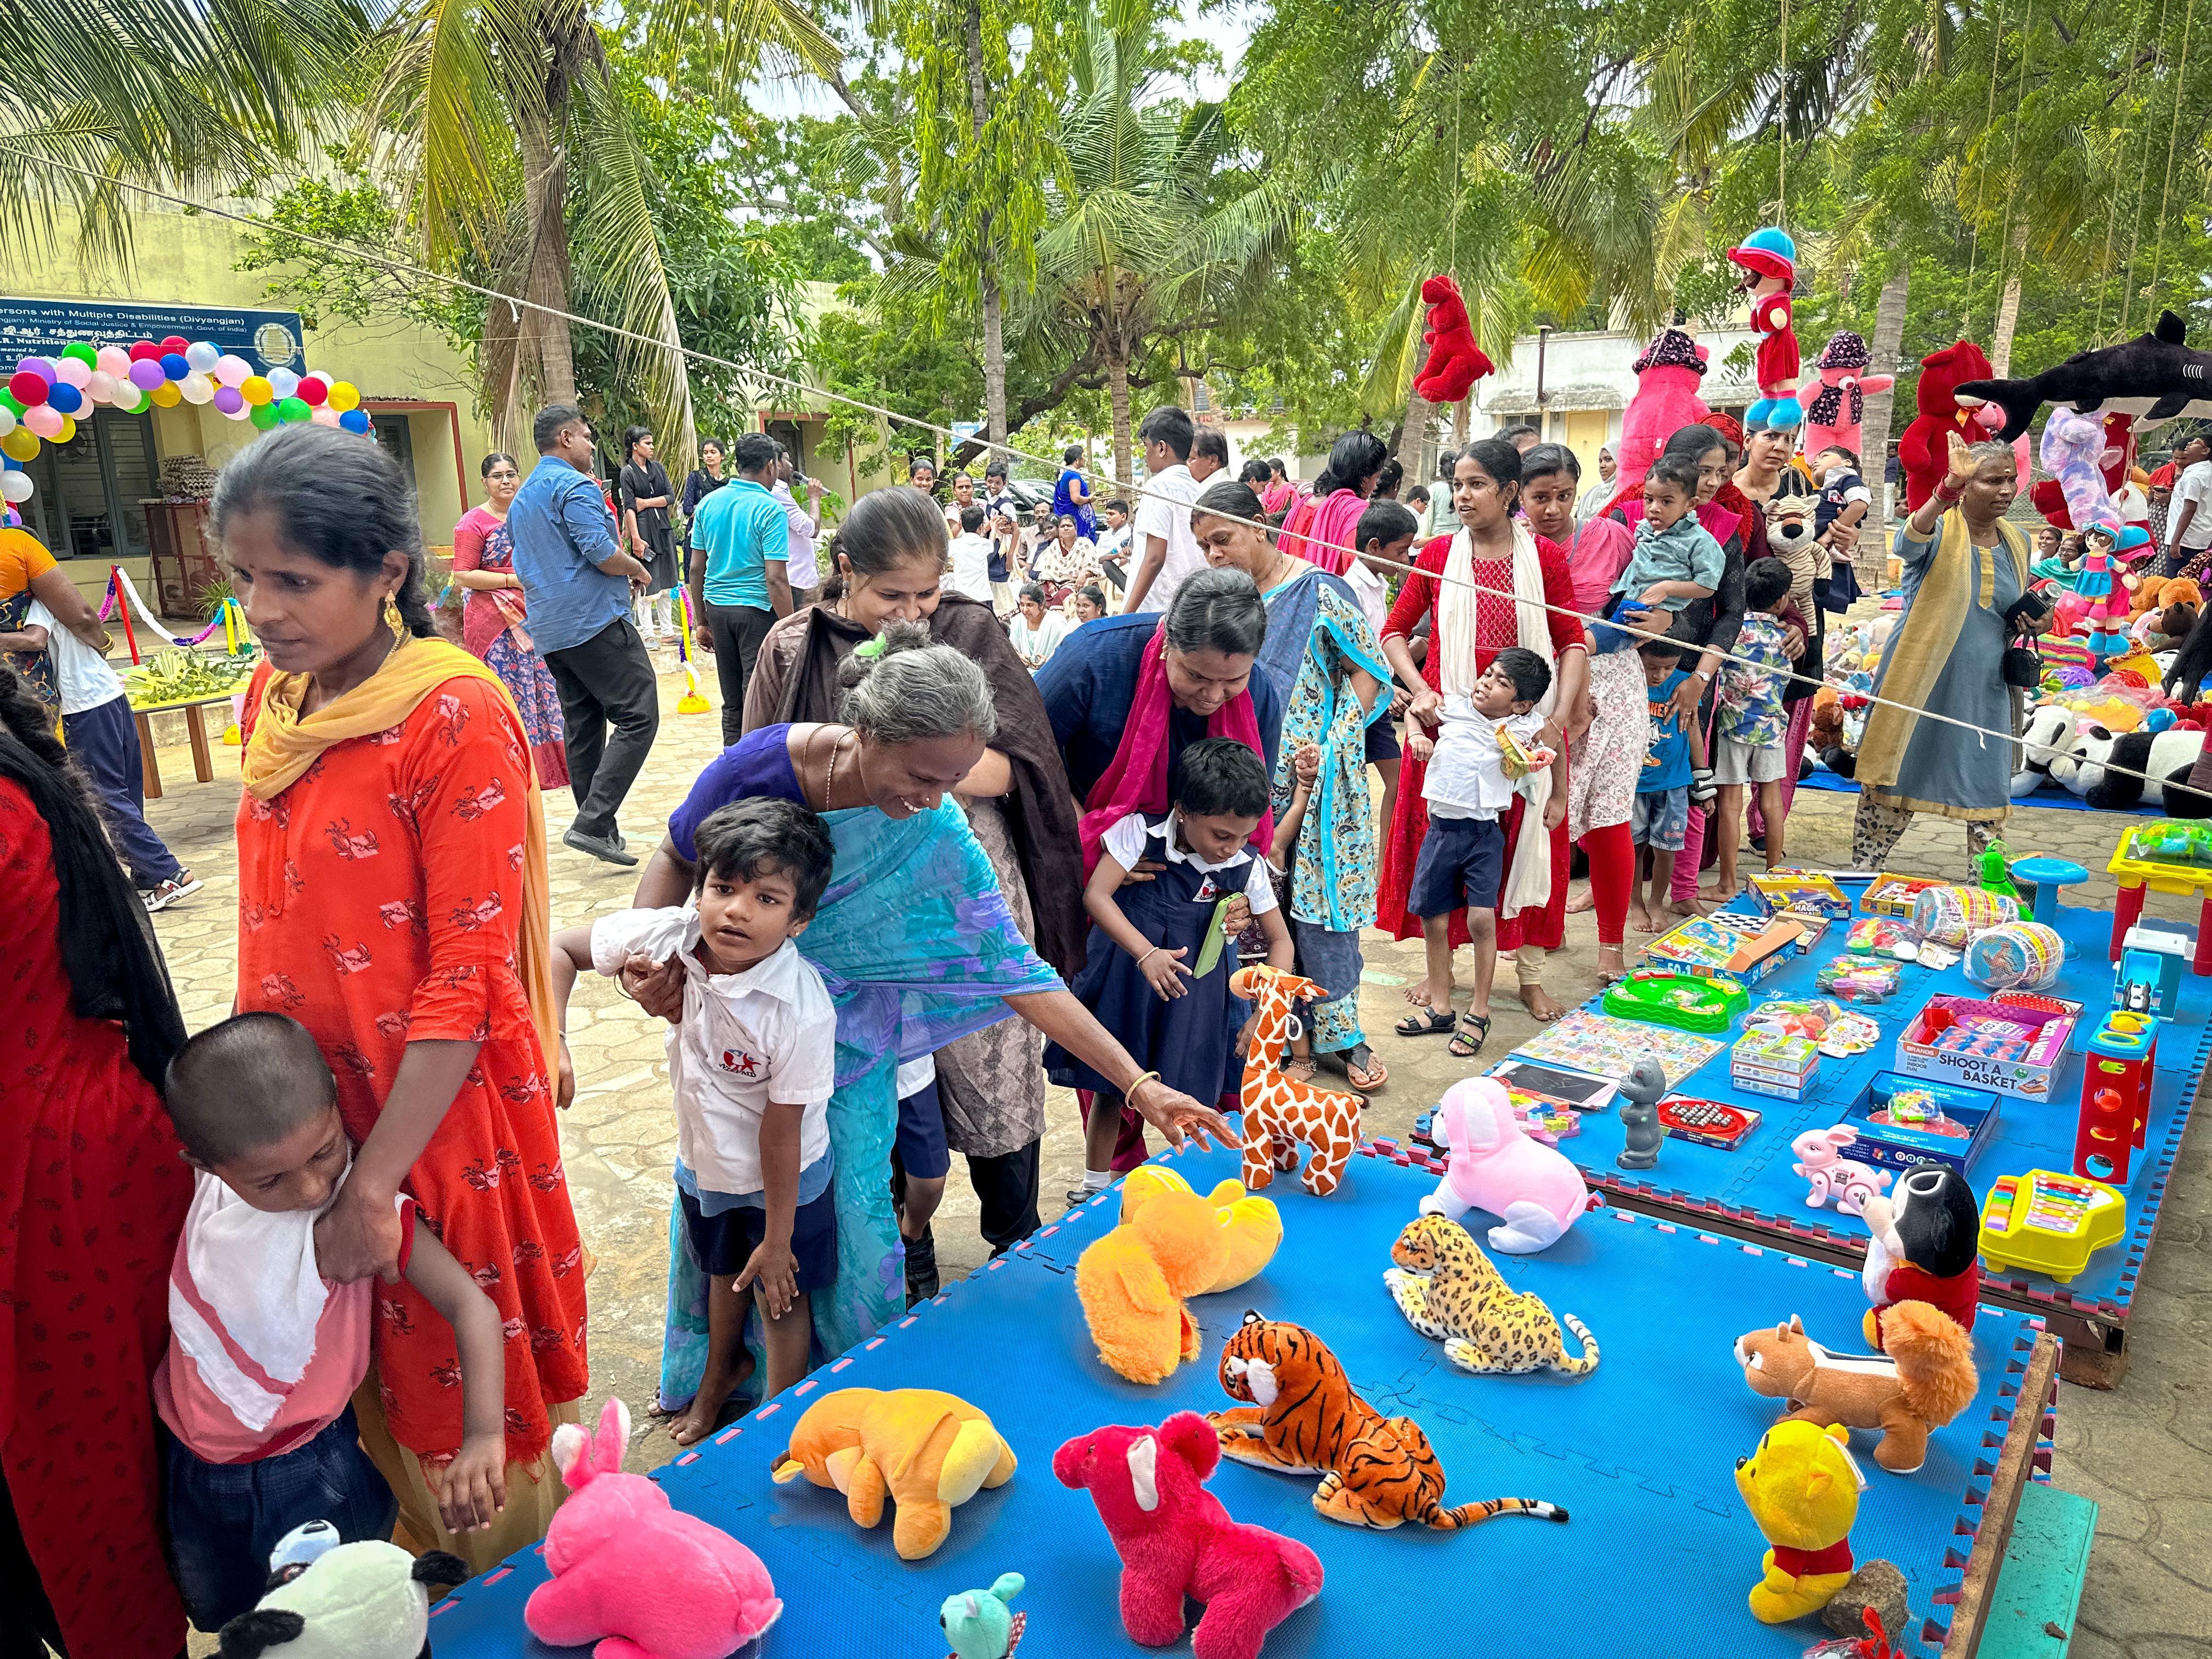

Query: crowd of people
[[0, 377, 2070, 1653]]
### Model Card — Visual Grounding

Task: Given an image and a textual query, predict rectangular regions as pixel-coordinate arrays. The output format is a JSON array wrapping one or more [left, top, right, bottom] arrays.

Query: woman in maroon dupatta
[[1280, 431, 1390, 576]]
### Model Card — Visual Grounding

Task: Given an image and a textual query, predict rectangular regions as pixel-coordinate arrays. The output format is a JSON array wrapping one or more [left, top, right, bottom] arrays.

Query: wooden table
[[132, 693, 236, 798]]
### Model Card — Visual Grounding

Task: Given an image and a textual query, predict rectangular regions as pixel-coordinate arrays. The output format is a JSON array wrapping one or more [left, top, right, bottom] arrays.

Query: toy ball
[[213, 353, 252, 388], [52, 355, 91, 388], [7, 370, 47, 405], [127, 358, 165, 391], [1966, 923, 2066, 991], [338, 408, 372, 434], [327, 380, 361, 413], [1910, 883, 2018, 948]]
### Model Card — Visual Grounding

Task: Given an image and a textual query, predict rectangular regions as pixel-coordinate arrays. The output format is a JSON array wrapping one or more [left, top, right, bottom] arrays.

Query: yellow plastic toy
[[770, 1387, 1016, 1559], [1735, 1420, 1866, 1625], [674, 588, 712, 715], [1118, 1165, 1282, 1294], [1978, 1169, 2126, 1283]]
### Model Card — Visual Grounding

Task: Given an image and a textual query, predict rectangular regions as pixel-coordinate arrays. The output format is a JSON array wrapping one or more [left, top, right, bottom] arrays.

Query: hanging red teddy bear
[[1412, 274, 1496, 405]]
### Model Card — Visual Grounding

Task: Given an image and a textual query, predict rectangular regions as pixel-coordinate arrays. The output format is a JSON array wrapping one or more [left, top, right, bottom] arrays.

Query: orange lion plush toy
[[1411, 275, 1496, 405]]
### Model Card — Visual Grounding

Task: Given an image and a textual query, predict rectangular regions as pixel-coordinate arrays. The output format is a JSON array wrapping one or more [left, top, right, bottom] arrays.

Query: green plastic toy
[[943, 1572, 1026, 1659], [1601, 970, 1748, 1033], [1978, 838, 2022, 902]]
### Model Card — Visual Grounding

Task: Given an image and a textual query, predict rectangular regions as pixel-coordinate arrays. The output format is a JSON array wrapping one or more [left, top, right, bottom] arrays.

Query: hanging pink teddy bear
[[1796, 331, 1894, 462]]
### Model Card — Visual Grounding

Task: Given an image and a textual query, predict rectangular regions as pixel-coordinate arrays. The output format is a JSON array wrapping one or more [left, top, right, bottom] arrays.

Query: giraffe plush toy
[[1228, 964, 1363, 1198]]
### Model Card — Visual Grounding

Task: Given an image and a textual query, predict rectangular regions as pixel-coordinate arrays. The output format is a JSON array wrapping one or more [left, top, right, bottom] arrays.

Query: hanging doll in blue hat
[[1730, 228, 1804, 431]]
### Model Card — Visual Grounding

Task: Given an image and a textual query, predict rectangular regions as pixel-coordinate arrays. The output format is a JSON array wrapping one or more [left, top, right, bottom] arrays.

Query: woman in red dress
[[0, 664, 193, 1657], [213, 425, 587, 1570], [1377, 437, 1588, 1034]]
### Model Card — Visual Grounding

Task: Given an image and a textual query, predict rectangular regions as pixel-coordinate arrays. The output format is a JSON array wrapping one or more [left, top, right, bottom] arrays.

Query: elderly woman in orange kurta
[[214, 424, 588, 1570]]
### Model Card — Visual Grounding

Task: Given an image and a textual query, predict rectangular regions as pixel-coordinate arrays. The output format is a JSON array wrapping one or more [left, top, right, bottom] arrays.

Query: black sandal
[[1447, 1012, 1492, 1060], [1394, 1007, 1456, 1038], [1315, 1044, 1389, 1091]]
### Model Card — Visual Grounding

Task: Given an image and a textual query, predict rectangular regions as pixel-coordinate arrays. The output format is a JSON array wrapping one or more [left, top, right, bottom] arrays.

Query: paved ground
[[139, 659, 2210, 1654]]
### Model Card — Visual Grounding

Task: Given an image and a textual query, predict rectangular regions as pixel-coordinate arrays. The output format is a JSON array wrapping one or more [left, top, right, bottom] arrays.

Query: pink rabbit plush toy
[[1419, 1077, 1594, 1254], [524, 1397, 783, 1659], [1790, 1126, 1893, 1218]]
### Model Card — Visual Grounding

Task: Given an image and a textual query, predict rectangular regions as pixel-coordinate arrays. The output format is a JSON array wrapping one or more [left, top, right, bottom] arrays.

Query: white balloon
[[54, 357, 92, 390], [267, 367, 301, 399], [85, 370, 119, 403], [213, 354, 251, 388], [110, 386, 144, 414], [1, 472, 32, 504], [184, 341, 220, 374], [0, 407, 14, 437], [179, 372, 215, 405]]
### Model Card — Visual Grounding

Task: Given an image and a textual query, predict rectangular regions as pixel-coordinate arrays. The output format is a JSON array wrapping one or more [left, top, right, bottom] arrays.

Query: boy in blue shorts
[[1633, 640, 1706, 932], [551, 797, 837, 1447]]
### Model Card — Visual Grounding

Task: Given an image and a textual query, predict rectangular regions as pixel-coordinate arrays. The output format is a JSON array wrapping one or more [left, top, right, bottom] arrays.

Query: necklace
[[1258, 551, 1296, 591], [813, 727, 857, 806]]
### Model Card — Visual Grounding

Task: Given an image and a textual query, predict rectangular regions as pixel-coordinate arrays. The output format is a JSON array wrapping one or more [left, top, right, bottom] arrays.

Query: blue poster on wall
[[0, 297, 307, 374]]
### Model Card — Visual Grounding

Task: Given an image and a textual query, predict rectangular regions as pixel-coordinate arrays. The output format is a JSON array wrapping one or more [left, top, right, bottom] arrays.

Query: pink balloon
[[211, 385, 245, 415], [53, 357, 91, 390], [310, 406, 341, 426], [94, 346, 131, 377], [85, 370, 118, 403], [213, 354, 251, 388], [127, 359, 165, 391], [24, 404, 64, 439]]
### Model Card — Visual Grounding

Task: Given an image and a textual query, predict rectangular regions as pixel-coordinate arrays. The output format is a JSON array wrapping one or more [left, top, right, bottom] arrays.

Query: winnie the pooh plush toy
[[1736, 1420, 1867, 1623], [772, 1388, 1017, 1560], [1118, 1165, 1282, 1294]]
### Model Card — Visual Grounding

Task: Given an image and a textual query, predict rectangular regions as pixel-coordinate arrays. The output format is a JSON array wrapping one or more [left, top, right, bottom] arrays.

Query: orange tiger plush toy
[[1207, 1312, 1570, 1532]]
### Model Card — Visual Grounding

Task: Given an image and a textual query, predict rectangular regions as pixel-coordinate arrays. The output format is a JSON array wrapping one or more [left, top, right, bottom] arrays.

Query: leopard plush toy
[[1208, 1311, 1571, 1532], [1383, 1215, 1601, 1379]]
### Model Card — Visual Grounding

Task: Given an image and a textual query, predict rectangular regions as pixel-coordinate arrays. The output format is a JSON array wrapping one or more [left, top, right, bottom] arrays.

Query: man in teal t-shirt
[[687, 431, 793, 741]]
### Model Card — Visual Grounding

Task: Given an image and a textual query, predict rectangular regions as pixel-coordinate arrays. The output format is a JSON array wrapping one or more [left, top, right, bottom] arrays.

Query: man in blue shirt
[[686, 430, 793, 743], [509, 402, 657, 866]]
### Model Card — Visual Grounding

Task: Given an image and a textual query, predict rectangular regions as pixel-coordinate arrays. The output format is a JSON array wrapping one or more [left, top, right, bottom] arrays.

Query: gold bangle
[[1125, 1070, 1161, 1099]]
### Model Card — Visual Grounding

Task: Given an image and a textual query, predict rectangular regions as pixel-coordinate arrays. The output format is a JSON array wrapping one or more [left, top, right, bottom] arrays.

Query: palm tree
[[1012, 10, 1298, 482], [0, 0, 365, 257], [363, 0, 847, 456]]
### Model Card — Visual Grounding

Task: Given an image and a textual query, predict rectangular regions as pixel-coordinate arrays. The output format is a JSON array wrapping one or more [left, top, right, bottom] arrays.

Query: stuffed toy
[[1797, 331, 1894, 460], [771, 1387, 1017, 1559], [1384, 1214, 1600, 1377], [1729, 228, 1804, 430], [2050, 723, 2212, 812], [1418, 1075, 1594, 1253], [1211, 1310, 1571, 1530], [1955, 309, 2212, 441], [2031, 411, 2138, 528], [1054, 1412, 1323, 1659], [1410, 274, 1496, 407], [942, 1572, 1026, 1659], [216, 1524, 470, 1659], [1899, 340, 2005, 511], [1228, 964, 1362, 1197], [1118, 1165, 1282, 1294], [1076, 1181, 1232, 1384], [522, 1397, 782, 1657], [1764, 490, 1825, 619], [1859, 1170, 1982, 1347], [1735, 1306, 1978, 1475], [1613, 326, 1712, 503], [1736, 1420, 1867, 1624]]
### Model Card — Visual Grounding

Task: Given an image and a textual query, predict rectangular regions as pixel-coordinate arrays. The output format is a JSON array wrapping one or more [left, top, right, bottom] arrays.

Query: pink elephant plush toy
[[524, 1397, 783, 1659], [1419, 1077, 1594, 1253]]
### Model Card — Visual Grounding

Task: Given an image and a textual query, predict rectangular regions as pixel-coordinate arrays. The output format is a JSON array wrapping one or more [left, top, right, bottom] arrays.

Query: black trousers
[[703, 600, 776, 745], [543, 616, 661, 840], [890, 1137, 1043, 1257]]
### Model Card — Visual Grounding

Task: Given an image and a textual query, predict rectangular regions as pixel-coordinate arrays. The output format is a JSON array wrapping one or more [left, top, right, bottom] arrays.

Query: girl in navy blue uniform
[[1049, 738, 1294, 1196]]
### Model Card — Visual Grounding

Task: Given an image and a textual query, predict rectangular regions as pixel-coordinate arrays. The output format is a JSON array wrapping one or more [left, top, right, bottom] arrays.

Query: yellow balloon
[[149, 380, 182, 409], [0, 429, 37, 462], [326, 381, 360, 413], [55, 415, 76, 442], [241, 375, 274, 406]]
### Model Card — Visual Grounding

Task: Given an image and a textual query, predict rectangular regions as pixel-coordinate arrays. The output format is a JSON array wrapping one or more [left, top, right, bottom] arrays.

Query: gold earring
[[383, 594, 404, 637]]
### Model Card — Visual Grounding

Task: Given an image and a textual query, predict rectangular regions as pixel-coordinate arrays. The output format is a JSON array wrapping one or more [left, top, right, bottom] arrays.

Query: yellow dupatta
[[243, 629, 558, 1068], [1855, 510, 2029, 792]]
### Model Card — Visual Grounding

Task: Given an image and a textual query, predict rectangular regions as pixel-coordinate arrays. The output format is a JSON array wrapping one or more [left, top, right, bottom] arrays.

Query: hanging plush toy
[[1955, 309, 2212, 441], [1410, 274, 1496, 406], [1728, 228, 1804, 430], [1613, 326, 1712, 505], [2031, 411, 2138, 529], [1899, 341, 2005, 511], [1796, 331, 1894, 461]]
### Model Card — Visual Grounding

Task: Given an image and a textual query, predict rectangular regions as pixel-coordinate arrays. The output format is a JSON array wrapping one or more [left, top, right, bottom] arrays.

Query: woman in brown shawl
[[743, 487, 1084, 1301]]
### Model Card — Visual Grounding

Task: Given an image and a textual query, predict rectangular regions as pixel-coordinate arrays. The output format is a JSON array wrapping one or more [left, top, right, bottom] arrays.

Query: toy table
[[425, 1144, 2059, 1659], [2010, 857, 2086, 928], [1533, 877, 2211, 1390], [2104, 828, 2212, 972]]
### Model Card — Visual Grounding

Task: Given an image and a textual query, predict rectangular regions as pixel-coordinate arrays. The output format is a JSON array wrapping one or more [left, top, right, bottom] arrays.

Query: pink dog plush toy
[[1419, 1077, 1594, 1253], [524, 1397, 783, 1659], [1055, 1412, 1322, 1659]]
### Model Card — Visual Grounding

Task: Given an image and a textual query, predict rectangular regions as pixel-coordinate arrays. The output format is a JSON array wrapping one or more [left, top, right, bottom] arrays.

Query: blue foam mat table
[[427, 1144, 2051, 1659], [1526, 884, 2212, 1329], [1795, 771, 2162, 815]]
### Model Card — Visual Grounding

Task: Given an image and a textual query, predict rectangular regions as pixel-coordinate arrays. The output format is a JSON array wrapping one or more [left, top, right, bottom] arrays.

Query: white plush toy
[[2012, 703, 2085, 798], [2050, 725, 2212, 812], [218, 1521, 471, 1659]]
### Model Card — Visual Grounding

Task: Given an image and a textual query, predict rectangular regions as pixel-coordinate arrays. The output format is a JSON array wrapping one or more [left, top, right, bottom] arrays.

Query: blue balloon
[[337, 408, 371, 434], [161, 353, 190, 381], [1, 456, 19, 471], [43, 381, 82, 414]]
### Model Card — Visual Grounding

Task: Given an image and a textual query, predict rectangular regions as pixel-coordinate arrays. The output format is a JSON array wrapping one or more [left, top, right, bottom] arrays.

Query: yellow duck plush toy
[[770, 1388, 1016, 1560], [1735, 1420, 1867, 1624], [1118, 1166, 1282, 1294]]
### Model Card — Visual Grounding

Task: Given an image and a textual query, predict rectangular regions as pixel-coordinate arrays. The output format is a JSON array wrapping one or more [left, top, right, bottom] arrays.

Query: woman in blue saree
[[1190, 478, 1390, 1090], [622, 628, 1235, 1412]]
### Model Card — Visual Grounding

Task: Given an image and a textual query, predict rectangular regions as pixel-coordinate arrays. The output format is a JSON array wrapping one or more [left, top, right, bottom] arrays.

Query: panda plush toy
[[218, 1521, 471, 1659], [2050, 724, 2212, 813], [2011, 703, 2085, 798]]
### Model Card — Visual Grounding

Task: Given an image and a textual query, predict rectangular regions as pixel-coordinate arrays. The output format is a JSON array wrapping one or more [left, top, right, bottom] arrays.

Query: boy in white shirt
[[947, 503, 997, 604], [1400, 647, 1564, 1060], [551, 798, 837, 1447]]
